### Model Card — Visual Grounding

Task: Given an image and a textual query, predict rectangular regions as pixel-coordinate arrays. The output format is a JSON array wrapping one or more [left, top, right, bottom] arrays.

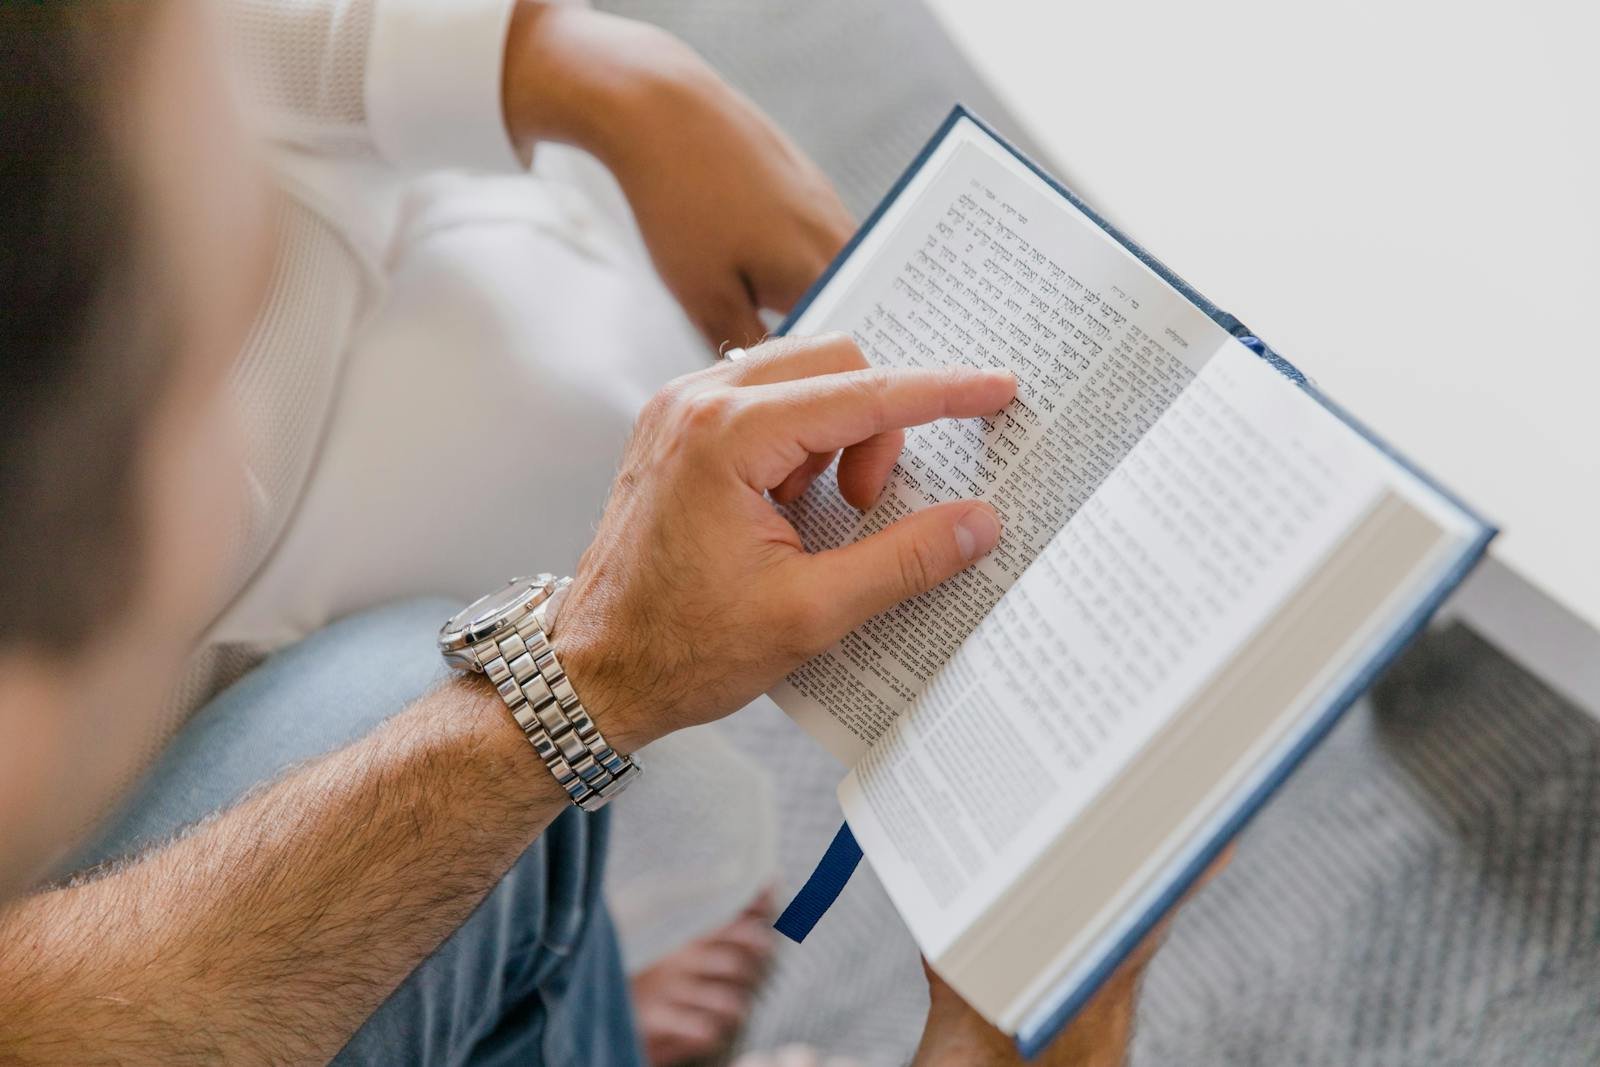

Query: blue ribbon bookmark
[[774, 822, 863, 942]]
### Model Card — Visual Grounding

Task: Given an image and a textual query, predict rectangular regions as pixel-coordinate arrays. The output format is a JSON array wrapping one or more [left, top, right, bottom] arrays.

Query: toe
[[670, 977, 750, 1025], [640, 1005, 726, 1067]]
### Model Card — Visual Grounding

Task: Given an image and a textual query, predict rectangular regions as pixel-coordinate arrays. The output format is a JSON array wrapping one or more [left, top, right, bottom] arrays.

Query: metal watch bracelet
[[472, 577, 639, 813]]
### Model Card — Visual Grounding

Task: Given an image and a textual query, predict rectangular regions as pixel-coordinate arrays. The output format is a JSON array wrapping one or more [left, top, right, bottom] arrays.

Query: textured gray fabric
[[592, 4, 1600, 1065], [1134, 623, 1600, 1067]]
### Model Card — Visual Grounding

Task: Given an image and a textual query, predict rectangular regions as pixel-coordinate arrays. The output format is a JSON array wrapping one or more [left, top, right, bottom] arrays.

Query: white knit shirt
[[83, 0, 772, 982], [177, 0, 707, 716]]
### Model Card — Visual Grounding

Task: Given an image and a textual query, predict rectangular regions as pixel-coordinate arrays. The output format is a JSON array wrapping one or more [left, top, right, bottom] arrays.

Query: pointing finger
[[736, 366, 1015, 492], [715, 332, 868, 386]]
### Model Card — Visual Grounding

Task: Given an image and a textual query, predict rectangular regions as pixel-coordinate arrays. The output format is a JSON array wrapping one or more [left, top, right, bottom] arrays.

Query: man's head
[[0, 0, 272, 896]]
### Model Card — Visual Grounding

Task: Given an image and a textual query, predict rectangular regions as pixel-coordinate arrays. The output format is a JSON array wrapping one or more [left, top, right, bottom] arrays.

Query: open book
[[767, 108, 1494, 1057]]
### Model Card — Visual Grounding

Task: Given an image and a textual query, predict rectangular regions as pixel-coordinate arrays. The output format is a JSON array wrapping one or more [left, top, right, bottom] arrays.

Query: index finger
[[742, 365, 1016, 461]]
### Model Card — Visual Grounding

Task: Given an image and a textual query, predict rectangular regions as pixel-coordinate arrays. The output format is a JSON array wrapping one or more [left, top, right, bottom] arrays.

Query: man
[[144, 7, 860, 1052], [0, 1, 1153, 1063], [115, 1, 860, 1059]]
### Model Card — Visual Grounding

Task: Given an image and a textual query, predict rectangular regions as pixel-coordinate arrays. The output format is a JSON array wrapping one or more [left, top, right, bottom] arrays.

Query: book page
[[837, 343, 1394, 956], [771, 118, 1232, 762]]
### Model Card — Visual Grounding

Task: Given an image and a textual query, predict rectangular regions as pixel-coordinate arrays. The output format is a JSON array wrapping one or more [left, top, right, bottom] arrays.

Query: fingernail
[[954, 506, 1001, 561]]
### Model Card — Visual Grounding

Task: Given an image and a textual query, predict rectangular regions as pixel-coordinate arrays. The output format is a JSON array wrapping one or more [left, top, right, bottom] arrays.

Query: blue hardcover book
[[767, 107, 1495, 1058]]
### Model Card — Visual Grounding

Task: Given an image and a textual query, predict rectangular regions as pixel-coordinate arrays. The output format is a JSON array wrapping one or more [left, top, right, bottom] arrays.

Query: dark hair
[[0, 3, 172, 650]]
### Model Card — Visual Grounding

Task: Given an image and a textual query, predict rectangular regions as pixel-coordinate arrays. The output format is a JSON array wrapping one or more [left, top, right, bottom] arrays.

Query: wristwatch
[[439, 575, 641, 812]]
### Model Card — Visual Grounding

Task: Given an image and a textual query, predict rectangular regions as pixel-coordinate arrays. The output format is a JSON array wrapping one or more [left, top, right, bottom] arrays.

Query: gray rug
[[597, 3, 1600, 1064], [1135, 623, 1600, 1067]]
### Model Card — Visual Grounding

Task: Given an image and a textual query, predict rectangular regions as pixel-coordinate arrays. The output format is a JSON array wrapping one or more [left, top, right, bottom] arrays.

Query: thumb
[[810, 501, 1001, 635]]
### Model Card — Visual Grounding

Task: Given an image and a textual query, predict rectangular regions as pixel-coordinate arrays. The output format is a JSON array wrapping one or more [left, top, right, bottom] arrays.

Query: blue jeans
[[70, 599, 645, 1067]]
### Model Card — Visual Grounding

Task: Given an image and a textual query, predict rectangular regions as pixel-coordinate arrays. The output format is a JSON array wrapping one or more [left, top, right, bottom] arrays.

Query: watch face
[[448, 578, 536, 642]]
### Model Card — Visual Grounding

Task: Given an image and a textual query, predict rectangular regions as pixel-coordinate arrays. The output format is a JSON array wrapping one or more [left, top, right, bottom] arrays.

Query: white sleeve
[[226, 0, 525, 173]]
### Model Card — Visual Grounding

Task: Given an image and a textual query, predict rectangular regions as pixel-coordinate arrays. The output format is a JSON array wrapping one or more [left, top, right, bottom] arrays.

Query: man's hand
[[911, 954, 1146, 1067], [503, 4, 855, 349], [910, 850, 1234, 1066], [549, 333, 1015, 753]]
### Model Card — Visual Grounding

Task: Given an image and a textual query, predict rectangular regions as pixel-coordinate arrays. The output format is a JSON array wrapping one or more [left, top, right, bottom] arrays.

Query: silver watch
[[439, 575, 641, 812]]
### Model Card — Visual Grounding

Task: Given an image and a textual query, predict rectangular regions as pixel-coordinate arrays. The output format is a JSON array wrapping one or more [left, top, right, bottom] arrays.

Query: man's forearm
[[0, 679, 567, 1066], [500, 2, 712, 168]]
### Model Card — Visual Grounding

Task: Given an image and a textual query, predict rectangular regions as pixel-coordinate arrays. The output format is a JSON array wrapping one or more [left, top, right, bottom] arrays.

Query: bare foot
[[631, 889, 777, 1067]]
